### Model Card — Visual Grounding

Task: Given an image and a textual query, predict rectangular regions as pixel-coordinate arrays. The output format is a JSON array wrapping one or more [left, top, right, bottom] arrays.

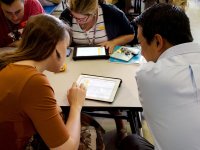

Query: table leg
[[127, 110, 142, 135]]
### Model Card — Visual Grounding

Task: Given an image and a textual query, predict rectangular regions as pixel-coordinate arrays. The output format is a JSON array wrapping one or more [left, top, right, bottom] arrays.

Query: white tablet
[[77, 74, 122, 103], [73, 46, 109, 60]]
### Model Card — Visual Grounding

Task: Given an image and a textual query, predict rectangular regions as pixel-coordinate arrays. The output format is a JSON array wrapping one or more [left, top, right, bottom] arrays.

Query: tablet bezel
[[73, 46, 110, 60], [77, 74, 122, 103]]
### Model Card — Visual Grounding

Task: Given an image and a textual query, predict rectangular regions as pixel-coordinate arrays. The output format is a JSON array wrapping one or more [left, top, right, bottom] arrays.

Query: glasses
[[70, 11, 96, 23], [71, 14, 90, 22]]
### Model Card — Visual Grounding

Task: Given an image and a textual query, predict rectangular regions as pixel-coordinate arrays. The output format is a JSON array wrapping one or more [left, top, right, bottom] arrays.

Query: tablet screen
[[76, 47, 106, 56], [77, 74, 122, 103]]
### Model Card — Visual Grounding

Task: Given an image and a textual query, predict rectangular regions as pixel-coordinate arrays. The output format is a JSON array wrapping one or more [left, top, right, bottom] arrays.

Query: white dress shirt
[[136, 42, 200, 150]]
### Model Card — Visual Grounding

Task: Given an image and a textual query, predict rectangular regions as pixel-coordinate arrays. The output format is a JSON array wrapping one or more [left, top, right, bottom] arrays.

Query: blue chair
[[43, 0, 66, 14], [43, 4, 59, 14]]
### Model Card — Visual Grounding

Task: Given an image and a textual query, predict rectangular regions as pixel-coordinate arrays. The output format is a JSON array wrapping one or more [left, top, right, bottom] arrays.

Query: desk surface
[[45, 57, 142, 109]]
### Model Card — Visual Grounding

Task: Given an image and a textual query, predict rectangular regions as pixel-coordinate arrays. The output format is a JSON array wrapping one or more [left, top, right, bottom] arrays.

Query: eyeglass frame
[[70, 11, 97, 23]]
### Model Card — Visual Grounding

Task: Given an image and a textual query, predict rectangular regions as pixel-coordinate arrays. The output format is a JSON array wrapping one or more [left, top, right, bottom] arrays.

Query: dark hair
[[0, 0, 24, 5], [134, 3, 193, 45], [0, 14, 71, 70]]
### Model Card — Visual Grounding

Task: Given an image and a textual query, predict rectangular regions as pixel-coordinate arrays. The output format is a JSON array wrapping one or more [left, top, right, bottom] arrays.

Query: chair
[[43, 0, 66, 14]]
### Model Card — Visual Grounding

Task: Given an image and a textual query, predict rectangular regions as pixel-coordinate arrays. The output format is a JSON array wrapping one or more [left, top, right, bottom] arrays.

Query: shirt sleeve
[[24, 0, 44, 18], [20, 73, 69, 148], [108, 5, 135, 35], [118, 9, 135, 35], [102, 4, 135, 40]]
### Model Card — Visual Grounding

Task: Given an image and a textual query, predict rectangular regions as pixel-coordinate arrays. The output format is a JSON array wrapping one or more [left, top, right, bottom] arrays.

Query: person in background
[[120, 3, 200, 150], [144, 0, 187, 10], [60, 0, 134, 142], [60, 0, 135, 53], [0, 0, 44, 48], [0, 14, 86, 150]]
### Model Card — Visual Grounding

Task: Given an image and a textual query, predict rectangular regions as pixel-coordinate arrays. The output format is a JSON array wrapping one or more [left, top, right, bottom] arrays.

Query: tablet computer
[[77, 74, 122, 103], [73, 46, 109, 60]]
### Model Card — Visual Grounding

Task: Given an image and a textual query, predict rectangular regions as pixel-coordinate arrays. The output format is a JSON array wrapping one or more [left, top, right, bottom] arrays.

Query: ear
[[154, 34, 165, 53], [56, 50, 61, 60]]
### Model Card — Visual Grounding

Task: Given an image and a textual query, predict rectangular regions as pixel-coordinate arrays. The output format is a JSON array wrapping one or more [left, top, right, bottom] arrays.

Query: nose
[[12, 15, 18, 21], [76, 19, 84, 23], [11, 13, 18, 21]]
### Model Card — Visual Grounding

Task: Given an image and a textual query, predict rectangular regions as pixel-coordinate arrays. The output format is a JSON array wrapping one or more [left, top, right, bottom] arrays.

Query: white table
[[45, 56, 143, 134], [0, 46, 143, 133]]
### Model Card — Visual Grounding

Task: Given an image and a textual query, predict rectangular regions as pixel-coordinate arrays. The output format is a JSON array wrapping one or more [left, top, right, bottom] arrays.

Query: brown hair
[[69, 0, 98, 15], [0, 14, 71, 70], [0, 0, 24, 5]]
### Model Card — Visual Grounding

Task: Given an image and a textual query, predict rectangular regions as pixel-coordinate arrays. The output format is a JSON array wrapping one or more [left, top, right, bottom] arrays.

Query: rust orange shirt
[[0, 64, 69, 150]]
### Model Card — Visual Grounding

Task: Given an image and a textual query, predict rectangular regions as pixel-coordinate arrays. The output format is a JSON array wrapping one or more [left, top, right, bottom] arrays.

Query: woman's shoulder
[[60, 7, 72, 26], [100, 3, 124, 15], [6, 64, 47, 84]]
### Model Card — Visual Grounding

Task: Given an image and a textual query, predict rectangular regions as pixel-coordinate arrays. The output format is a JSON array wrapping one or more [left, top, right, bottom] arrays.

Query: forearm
[[65, 106, 82, 149], [111, 34, 134, 46]]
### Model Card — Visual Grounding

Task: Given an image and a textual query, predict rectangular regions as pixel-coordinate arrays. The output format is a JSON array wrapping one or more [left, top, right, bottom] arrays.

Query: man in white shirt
[[121, 4, 200, 150], [119, 3, 200, 150]]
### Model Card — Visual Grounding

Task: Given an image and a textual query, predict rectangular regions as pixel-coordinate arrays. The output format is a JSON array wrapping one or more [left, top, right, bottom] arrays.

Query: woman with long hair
[[0, 14, 86, 150]]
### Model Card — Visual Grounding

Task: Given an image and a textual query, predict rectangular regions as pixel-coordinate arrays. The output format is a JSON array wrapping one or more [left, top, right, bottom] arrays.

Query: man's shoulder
[[0, 7, 6, 21], [136, 59, 174, 82], [0, 9, 11, 47], [136, 62, 156, 75], [23, 0, 44, 21], [24, 0, 44, 15], [25, 0, 41, 5]]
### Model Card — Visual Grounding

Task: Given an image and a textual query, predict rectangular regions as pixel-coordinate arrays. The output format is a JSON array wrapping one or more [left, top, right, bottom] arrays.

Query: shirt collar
[[158, 42, 200, 60]]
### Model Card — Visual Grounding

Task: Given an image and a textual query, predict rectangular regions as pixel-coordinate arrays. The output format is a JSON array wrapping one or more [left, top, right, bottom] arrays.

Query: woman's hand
[[67, 82, 86, 110], [99, 34, 134, 54], [99, 41, 116, 54]]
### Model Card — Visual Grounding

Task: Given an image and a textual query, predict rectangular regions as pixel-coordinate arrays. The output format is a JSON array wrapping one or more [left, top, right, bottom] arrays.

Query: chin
[[11, 20, 21, 24], [47, 67, 61, 73]]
